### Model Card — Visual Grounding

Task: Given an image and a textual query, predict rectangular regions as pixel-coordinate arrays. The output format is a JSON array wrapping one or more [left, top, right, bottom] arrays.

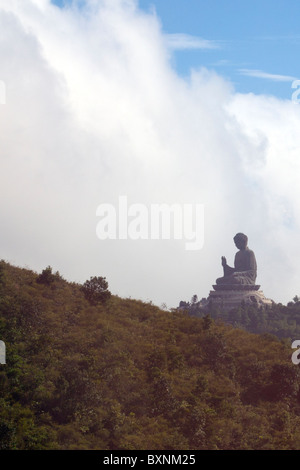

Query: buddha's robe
[[216, 248, 257, 286]]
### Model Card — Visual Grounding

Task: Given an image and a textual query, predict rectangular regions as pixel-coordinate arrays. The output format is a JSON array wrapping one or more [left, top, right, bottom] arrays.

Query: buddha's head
[[233, 233, 248, 250]]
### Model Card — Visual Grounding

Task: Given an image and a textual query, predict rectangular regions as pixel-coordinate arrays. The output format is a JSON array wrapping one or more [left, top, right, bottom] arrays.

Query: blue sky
[[52, 0, 300, 99]]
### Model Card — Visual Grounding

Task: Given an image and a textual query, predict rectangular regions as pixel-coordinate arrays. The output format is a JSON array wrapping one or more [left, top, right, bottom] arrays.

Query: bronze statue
[[216, 233, 257, 286]]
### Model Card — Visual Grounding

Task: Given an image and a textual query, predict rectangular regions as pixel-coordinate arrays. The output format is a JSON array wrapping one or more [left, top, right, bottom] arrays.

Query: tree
[[268, 364, 300, 401], [0, 262, 6, 293], [82, 276, 111, 304], [36, 266, 56, 285], [202, 314, 212, 330]]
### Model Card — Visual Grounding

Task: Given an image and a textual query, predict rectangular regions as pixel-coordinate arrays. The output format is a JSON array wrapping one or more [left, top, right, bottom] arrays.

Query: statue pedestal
[[207, 284, 273, 310]]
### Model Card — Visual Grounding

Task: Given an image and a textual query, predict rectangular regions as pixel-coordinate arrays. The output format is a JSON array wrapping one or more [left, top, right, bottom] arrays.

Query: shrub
[[36, 266, 56, 285], [81, 276, 111, 304]]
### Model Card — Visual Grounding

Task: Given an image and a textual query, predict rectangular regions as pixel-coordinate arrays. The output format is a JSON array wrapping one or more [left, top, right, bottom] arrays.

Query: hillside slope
[[0, 260, 300, 450], [181, 296, 300, 340]]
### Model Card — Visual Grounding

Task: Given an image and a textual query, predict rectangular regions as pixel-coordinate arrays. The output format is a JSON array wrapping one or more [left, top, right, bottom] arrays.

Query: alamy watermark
[[0, 340, 6, 365], [291, 340, 300, 365], [292, 80, 300, 104], [0, 80, 6, 105], [96, 196, 204, 250]]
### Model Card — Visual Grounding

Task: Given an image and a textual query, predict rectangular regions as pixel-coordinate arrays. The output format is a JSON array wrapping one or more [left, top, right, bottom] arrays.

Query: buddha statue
[[216, 233, 257, 286]]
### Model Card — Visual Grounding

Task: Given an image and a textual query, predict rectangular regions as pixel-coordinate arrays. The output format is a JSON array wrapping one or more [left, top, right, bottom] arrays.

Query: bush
[[36, 266, 56, 285], [81, 276, 111, 304]]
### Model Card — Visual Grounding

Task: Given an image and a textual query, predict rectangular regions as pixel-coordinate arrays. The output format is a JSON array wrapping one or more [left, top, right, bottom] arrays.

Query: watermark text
[[96, 196, 204, 251], [0, 340, 6, 364], [291, 340, 300, 365]]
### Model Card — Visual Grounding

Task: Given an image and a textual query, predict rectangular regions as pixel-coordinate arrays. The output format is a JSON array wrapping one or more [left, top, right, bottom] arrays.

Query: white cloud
[[1, 0, 300, 308], [165, 33, 220, 51], [239, 68, 297, 82]]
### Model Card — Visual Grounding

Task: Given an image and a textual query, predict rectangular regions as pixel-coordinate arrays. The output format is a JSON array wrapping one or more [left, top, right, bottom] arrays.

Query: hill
[[180, 295, 300, 340], [0, 260, 300, 450]]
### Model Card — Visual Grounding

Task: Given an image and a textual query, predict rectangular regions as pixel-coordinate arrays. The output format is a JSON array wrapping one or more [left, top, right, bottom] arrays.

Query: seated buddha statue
[[216, 233, 257, 286]]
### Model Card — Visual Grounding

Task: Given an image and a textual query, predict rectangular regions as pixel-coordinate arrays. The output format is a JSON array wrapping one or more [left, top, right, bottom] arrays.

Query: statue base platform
[[207, 285, 273, 311], [213, 284, 260, 291]]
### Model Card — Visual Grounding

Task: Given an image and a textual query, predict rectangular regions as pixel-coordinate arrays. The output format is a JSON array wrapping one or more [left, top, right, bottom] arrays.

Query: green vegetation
[[0, 260, 300, 449], [185, 298, 300, 341], [81, 276, 111, 305], [36, 266, 59, 286]]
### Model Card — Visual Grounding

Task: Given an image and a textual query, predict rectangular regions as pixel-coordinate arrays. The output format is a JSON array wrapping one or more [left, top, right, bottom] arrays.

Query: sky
[[1, 0, 300, 308], [54, 0, 300, 98]]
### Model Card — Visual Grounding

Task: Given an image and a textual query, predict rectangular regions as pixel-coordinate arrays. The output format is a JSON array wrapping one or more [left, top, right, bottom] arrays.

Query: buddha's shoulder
[[246, 249, 256, 257]]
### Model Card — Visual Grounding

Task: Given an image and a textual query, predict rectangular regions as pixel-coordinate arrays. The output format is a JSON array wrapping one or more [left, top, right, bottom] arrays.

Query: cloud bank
[[0, 0, 300, 307]]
